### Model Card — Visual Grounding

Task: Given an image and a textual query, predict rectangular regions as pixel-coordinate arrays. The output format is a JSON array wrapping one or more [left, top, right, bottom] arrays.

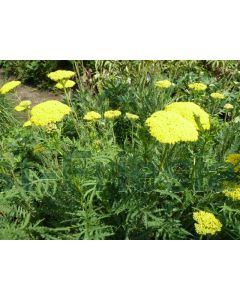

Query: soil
[[0, 69, 63, 105]]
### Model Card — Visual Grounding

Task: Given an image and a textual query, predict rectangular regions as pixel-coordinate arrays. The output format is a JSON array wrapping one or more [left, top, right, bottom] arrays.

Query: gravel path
[[0, 69, 62, 105]]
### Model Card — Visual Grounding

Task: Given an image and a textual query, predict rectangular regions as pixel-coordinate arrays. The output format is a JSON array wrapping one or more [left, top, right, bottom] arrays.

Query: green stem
[[111, 122, 116, 144], [159, 144, 169, 170], [131, 123, 134, 148], [63, 84, 81, 139]]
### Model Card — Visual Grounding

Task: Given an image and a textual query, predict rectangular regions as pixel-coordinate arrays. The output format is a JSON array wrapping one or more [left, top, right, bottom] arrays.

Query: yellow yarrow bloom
[[225, 153, 240, 165], [193, 211, 222, 236], [188, 82, 207, 92], [0, 80, 21, 94], [55, 80, 76, 89], [25, 100, 71, 127], [23, 120, 32, 127], [224, 103, 233, 110], [225, 153, 240, 173], [164, 102, 210, 130], [211, 92, 224, 100], [47, 70, 75, 82], [33, 144, 46, 154], [223, 181, 240, 201], [45, 123, 58, 133], [145, 111, 198, 144], [126, 112, 139, 121], [104, 110, 122, 120], [83, 111, 101, 121], [14, 100, 32, 112], [155, 80, 172, 89]]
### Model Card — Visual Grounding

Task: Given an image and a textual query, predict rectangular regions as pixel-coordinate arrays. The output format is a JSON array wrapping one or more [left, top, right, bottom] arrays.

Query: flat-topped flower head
[[25, 100, 71, 126], [15, 100, 32, 112], [155, 80, 172, 89], [211, 92, 224, 100], [164, 102, 210, 130], [47, 70, 75, 82], [0, 81, 21, 94], [188, 82, 207, 92], [126, 112, 139, 121], [223, 181, 240, 201], [193, 211, 222, 235], [104, 110, 122, 120], [55, 80, 76, 89], [145, 110, 198, 144], [224, 103, 233, 110], [83, 111, 101, 121], [225, 153, 240, 165]]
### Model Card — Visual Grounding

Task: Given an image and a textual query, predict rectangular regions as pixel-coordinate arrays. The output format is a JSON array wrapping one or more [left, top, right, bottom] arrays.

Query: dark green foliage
[[1, 60, 240, 239]]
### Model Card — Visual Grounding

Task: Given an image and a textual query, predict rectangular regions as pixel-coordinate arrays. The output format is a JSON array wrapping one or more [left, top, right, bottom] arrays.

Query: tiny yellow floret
[[193, 211, 222, 235], [224, 103, 233, 110], [55, 80, 76, 89], [126, 112, 139, 121], [211, 92, 224, 100], [223, 181, 240, 201], [0, 81, 21, 94], [104, 110, 122, 120], [83, 111, 101, 121], [47, 70, 75, 82], [15, 100, 32, 112], [155, 80, 172, 89], [188, 82, 207, 92]]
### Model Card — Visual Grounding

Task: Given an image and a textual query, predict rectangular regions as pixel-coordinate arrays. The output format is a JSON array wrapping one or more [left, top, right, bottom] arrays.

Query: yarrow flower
[[155, 80, 172, 89], [126, 112, 139, 121], [0, 81, 21, 94], [47, 70, 75, 82], [83, 111, 101, 121], [193, 211, 222, 236], [188, 82, 207, 92], [164, 102, 210, 130], [23, 120, 32, 127], [14, 100, 32, 112], [32, 144, 46, 154], [55, 80, 76, 89], [145, 111, 198, 144], [45, 123, 58, 133], [225, 153, 240, 166], [104, 110, 122, 120], [211, 92, 224, 100], [223, 181, 240, 201], [224, 103, 233, 110], [24, 100, 71, 127]]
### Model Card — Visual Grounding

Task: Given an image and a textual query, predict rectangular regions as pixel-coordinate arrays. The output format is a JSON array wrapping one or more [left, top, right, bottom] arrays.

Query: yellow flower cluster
[[83, 111, 101, 121], [193, 211, 222, 235], [32, 144, 46, 154], [145, 111, 198, 144], [104, 110, 122, 120], [164, 102, 210, 130], [47, 70, 75, 82], [224, 103, 233, 110], [223, 182, 240, 201], [155, 80, 172, 89], [225, 153, 240, 166], [0, 80, 21, 94], [55, 80, 76, 89], [188, 82, 207, 92], [211, 92, 224, 100], [24, 100, 71, 127], [15, 100, 32, 112], [126, 112, 139, 121]]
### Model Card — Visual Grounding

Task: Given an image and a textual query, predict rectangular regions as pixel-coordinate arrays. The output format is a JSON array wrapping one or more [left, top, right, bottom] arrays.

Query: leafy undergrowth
[[0, 60, 240, 240]]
